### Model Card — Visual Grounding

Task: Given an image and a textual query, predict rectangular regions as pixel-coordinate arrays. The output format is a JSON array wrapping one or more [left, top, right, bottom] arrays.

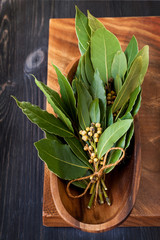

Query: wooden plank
[[43, 17, 160, 227]]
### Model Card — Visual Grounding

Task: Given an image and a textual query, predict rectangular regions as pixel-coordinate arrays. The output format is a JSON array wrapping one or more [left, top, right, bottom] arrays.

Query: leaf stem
[[87, 185, 96, 209], [89, 182, 95, 194], [98, 183, 104, 204], [101, 179, 108, 190], [102, 185, 111, 206]]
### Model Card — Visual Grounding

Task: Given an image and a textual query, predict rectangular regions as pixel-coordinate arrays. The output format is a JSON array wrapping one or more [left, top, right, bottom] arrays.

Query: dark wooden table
[[0, 1, 160, 239]]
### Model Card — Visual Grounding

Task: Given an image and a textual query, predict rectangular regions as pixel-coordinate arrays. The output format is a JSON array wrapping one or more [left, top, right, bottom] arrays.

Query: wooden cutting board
[[43, 17, 160, 227]]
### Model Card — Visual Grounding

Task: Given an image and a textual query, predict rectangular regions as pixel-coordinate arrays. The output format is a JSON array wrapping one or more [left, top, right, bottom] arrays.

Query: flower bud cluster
[[107, 90, 116, 106], [79, 122, 102, 144], [79, 122, 103, 166]]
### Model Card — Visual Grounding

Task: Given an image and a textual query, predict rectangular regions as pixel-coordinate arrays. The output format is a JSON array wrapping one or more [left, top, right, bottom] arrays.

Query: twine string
[[66, 147, 125, 204]]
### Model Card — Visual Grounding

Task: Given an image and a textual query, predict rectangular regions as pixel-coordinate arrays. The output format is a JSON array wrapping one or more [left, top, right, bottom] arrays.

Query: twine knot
[[66, 147, 125, 206]]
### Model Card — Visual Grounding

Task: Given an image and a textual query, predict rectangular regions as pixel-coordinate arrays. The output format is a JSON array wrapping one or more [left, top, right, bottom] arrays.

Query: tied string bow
[[67, 147, 125, 206]]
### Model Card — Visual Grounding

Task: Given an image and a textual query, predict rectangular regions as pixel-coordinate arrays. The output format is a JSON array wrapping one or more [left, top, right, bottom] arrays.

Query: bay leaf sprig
[[12, 6, 149, 209]]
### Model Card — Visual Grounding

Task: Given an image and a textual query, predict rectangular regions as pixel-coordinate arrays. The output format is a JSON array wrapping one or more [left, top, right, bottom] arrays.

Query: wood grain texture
[[1, 0, 160, 239], [43, 16, 160, 228]]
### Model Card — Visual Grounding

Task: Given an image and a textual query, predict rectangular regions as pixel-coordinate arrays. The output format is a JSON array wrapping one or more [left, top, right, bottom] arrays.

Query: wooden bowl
[[50, 58, 141, 233]]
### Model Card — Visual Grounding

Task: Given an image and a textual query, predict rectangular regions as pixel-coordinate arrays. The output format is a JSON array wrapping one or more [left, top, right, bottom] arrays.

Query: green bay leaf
[[125, 123, 134, 149], [106, 105, 113, 127], [131, 91, 142, 116], [134, 45, 149, 84], [97, 119, 132, 158], [90, 69, 106, 126], [124, 86, 141, 115], [78, 42, 86, 55], [34, 78, 74, 132], [87, 10, 104, 33], [45, 132, 62, 143], [52, 64, 77, 121], [76, 80, 91, 129], [85, 47, 94, 84], [111, 50, 127, 79], [75, 6, 91, 53], [64, 137, 93, 170], [125, 35, 138, 70], [12, 97, 74, 138], [89, 98, 100, 123], [91, 27, 121, 83], [105, 134, 126, 174], [115, 101, 129, 121], [78, 80, 92, 107], [35, 139, 88, 180], [112, 56, 142, 113], [75, 57, 82, 79], [72, 78, 77, 95], [120, 112, 133, 121], [111, 50, 127, 94], [114, 75, 122, 95], [81, 54, 89, 87]]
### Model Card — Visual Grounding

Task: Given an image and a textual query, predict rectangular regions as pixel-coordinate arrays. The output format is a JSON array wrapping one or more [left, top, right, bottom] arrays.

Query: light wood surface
[[43, 17, 160, 228]]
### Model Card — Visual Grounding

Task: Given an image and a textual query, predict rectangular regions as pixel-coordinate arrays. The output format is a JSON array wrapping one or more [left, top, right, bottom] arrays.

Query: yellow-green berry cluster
[[107, 90, 116, 106], [79, 122, 102, 144], [79, 122, 103, 165]]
